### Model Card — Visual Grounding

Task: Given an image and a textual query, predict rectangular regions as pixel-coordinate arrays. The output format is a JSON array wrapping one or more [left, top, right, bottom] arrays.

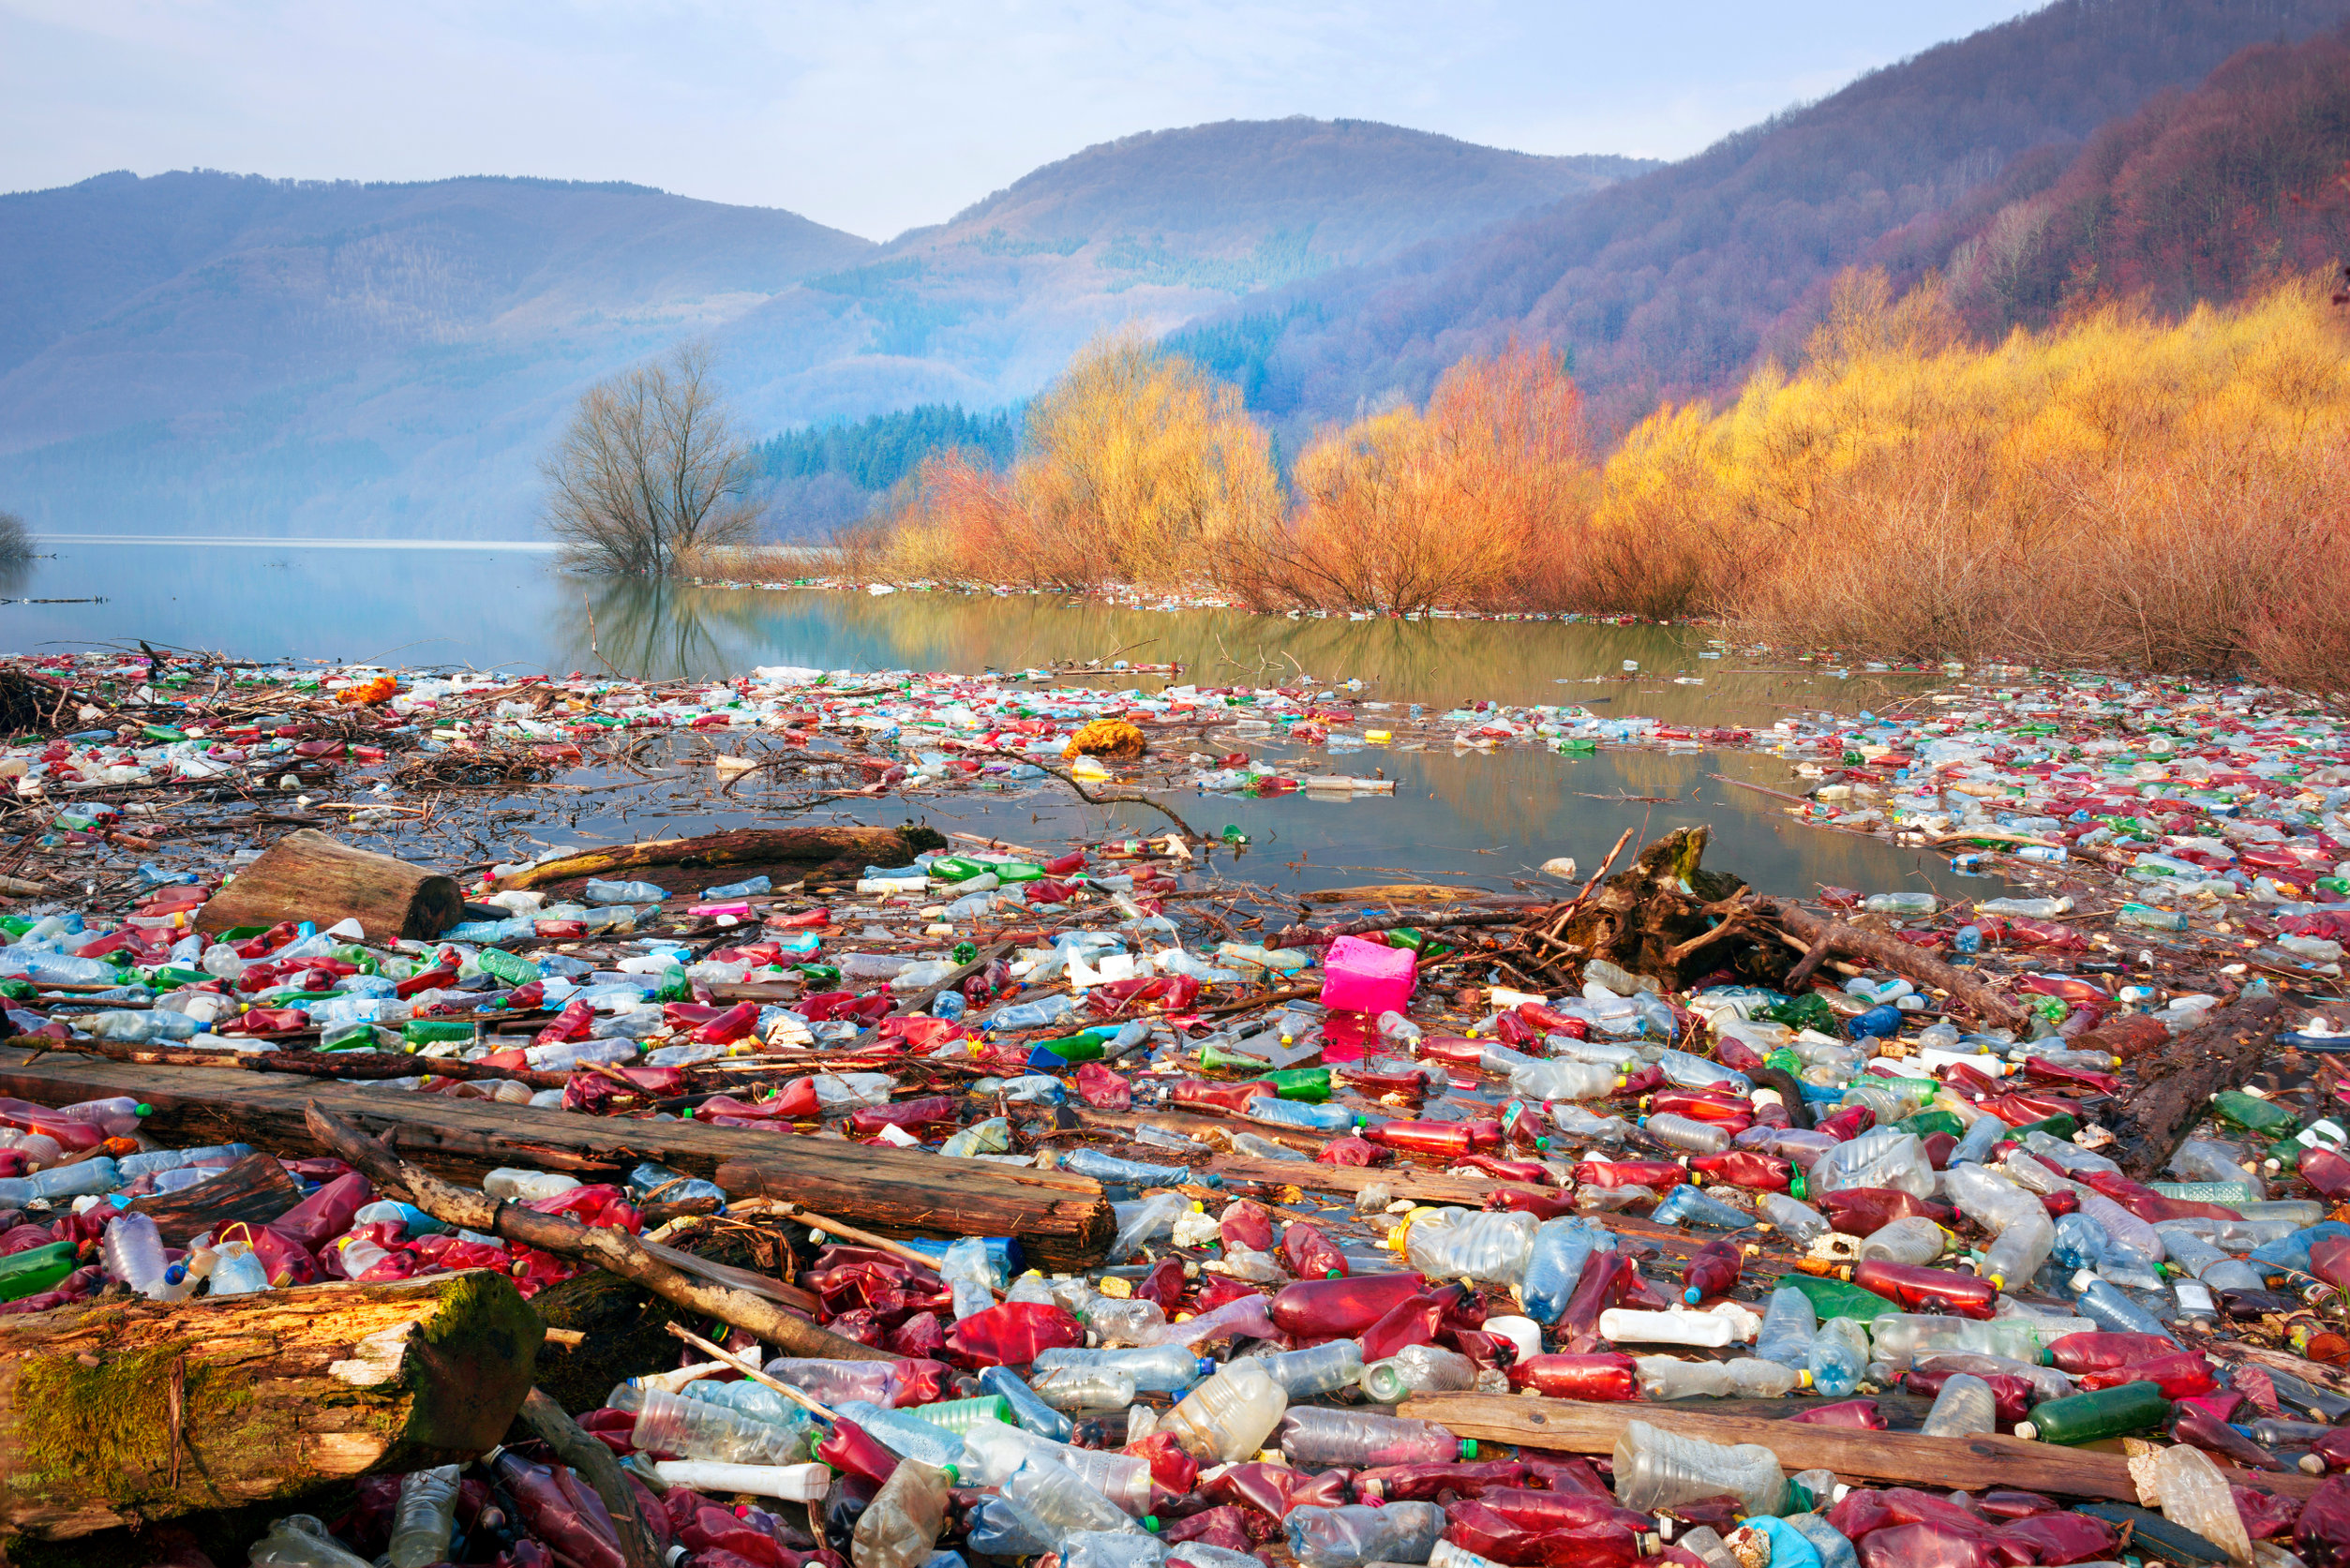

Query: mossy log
[[0, 1271, 541, 1541]]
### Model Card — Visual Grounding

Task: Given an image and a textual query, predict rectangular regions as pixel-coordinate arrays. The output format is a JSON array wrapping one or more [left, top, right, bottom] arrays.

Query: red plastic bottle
[[1454, 1153, 1550, 1184], [1219, 1200, 1276, 1252], [1508, 1353, 1639, 1401], [1687, 1151, 1791, 1193], [2079, 1351, 2217, 1399], [1571, 1159, 1686, 1189], [1814, 1105, 1877, 1142], [533, 997, 595, 1046], [1681, 1238, 1744, 1306], [1136, 1255, 1189, 1309], [847, 1097, 960, 1137], [268, 1171, 373, 1251], [1848, 1260, 1997, 1320], [2304, 1145, 2350, 1202], [941, 1301, 1084, 1367], [2045, 1332, 2178, 1374], [1558, 1251, 1633, 1353], [1171, 1079, 1276, 1113], [1360, 1292, 1443, 1360], [1269, 1272, 1429, 1337], [1280, 1220, 1348, 1279], [1355, 1460, 1530, 1501], [816, 1419, 901, 1486], [1415, 1037, 1486, 1068], [1649, 1089, 1753, 1125], [1360, 1121, 1477, 1158], [691, 1001, 762, 1046]]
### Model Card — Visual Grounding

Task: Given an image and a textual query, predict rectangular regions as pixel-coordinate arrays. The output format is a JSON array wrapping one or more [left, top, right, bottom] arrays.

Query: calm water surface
[[6, 541, 1987, 903]]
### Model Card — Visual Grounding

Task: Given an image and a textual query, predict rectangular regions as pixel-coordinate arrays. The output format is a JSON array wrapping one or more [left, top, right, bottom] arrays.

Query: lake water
[[7, 539, 1989, 903]]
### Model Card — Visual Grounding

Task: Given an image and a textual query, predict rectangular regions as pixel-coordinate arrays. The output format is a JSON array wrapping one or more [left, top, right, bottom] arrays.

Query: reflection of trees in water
[[552, 577, 786, 680]]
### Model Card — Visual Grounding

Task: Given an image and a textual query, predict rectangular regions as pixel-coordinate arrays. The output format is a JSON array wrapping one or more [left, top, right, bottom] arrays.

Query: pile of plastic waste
[[7, 799, 2350, 1568]]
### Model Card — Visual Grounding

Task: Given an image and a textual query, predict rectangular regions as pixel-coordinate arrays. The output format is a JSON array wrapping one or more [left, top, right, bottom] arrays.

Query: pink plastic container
[[1318, 935, 1416, 1016]]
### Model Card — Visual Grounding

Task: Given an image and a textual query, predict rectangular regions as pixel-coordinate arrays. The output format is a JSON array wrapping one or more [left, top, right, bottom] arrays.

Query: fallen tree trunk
[[0, 1046, 1115, 1270], [0, 1271, 541, 1540], [307, 1103, 891, 1364], [2114, 993, 2284, 1181], [518, 1389, 663, 1568], [1759, 897, 2026, 1028], [1399, 1394, 2322, 1504], [197, 829, 463, 941], [498, 826, 945, 893], [17, 1035, 571, 1091]]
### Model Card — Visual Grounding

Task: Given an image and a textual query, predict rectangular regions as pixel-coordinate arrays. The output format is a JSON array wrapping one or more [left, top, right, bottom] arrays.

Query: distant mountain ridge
[[0, 123, 1654, 539]]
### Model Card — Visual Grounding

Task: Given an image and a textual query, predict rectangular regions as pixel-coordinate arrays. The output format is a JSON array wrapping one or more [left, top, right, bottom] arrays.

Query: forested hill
[[1171, 0, 2350, 441]]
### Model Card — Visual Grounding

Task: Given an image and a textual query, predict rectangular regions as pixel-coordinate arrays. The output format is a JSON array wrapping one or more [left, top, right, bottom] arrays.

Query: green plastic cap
[[942, 1464, 960, 1486], [1142, 1516, 1160, 1533], [134, 1104, 152, 1117], [1459, 1439, 1477, 1459]]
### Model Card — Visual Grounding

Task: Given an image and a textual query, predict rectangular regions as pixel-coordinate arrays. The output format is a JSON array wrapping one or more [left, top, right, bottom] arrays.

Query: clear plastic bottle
[[1808, 1316, 1871, 1398], [1111, 1191, 1193, 1260], [1084, 1295, 1171, 1347], [1253, 1339, 1366, 1399], [1611, 1419, 1787, 1516], [1400, 1208, 1536, 1284], [957, 1422, 1152, 1514], [1034, 1345, 1215, 1395], [1918, 1373, 1997, 1439], [610, 1382, 806, 1465], [208, 1239, 269, 1296], [1637, 1356, 1802, 1399], [966, 1496, 1055, 1558], [1510, 1059, 1621, 1101], [1807, 1130, 1933, 1197], [1005, 1456, 1141, 1536], [1601, 1308, 1735, 1349], [759, 1357, 912, 1407], [853, 1456, 958, 1568], [1783, 1513, 1863, 1568], [1359, 1344, 1477, 1402], [385, 1465, 461, 1568], [2140, 1443, 2253, 1562], [1522, 1217, 1612, 1323], [247, 1514, 374, 1567], [1649, 1185, 1755, 1230], [99, 1213, 181, 1300], [1062, 1531, 1170, 1568], [831, 1399, 967, 1469], [1864, 1313, 2068, 1371], [1161, 1356, 1288, 1462], [1642, 1113, 1730, 1156], [1285, 1502, 1446, 1568], [2070, 1273, 2178, 1342], [1859, 1216, 1946, 1266], [1755, 1286, 1819, 1369], [481, 1168, 581, 1202], [977, 1365, 1076, 1441], [1278, 1407, 1463, 1467], [651, 1459, 831, 1501], [1028, 1364, 1138, 1412], [0, 1157, 122, 1206], [1759, 1193, 1831, 1244]]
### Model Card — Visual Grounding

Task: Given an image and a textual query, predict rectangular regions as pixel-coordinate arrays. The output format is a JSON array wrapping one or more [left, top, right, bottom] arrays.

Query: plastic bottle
[[1277, 1407, 1465, 1467], [1028, 1364, 1138, 1412], [1756, 1287, 1819, 1369], [99, 1213, 185, 1300], [1522, 1218, 1612, 1323], [1859, 1216, 1946, 1266], [1759, 1193, 1831, 1244], [2072, 1273, 2180, 1343], [2140, 1443, 2253, 1561], [385, 1464, 461, 1568], [651, 1459, 830, 1500], [1865, 1313, 2067, 1372], [1649, 1184, 1754, 1230], [972, 1366, 1075, 1442], [1359, 1344, 1477, 1402], [1643, 1113, 1731, 1156], [1808, 1317, 1871, 1398], [1611, 1419, 1787, 1516], [1111, 1191, 1194, 1260], [1160, 1356, 1288, 1462], [1917, 1373, 1997, 1439], [612, 1382, 807, 1465], [1253, 1340, 1366, 1399], [2014, 1381, 2173, 1444], [1285, 1502, 1447, 1568], [1005, 1456, 1141, 1536], [208, 1238, 269, 1296], [1601, 1308, 1734, 1349], [247, 1514, 374, 1568], [1399, 1208, 1535, 1284], [854, 1456, 958, 1568], [1637, 1356, 1803, 1399], [0, 1157, 121, 1206]]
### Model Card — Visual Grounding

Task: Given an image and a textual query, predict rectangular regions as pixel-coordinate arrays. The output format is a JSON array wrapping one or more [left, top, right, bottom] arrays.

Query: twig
[[517, 1389, 664, 1568]]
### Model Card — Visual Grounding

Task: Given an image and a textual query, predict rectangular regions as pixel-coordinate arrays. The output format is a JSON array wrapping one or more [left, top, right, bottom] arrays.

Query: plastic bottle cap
[[2013, 1422, 2038, 1441], [134, 1104, 152, 1117], [1142, 1516, 1160, 1532], [1459, 1439, 1477, 1459]]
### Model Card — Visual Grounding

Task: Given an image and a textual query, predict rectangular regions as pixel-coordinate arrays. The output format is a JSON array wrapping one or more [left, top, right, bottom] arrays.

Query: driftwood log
[[0, 1047, 1115, 1269], [126, 1151, 302, 1246], [196, 829, 462, 940], [305, 1103, 890, 1365], [0, 1272, 541, 1540], [1757, 896, 2026, 1028], [15, 1035, 571, 1091], [497, 825, 946, 895], [1546, 827, 1779, 991], [1400, 1393, 2322, 1504], [2114, 992, 2285, 1180]]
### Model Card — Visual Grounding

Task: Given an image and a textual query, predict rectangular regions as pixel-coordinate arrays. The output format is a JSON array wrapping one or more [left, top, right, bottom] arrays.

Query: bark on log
[[16, 1036, 570, 1091], [497, 826, 946, 893], [127, 1151, 302, 1246], [1397, 1393, 2323, 1504], [1759, 897, 2026, 1028], [0, 1046, 1115, 1270], [196, 829, 462, 941], [0, 1271, 542, 1540], [2114, 993, 2284, 1181], [305, 1104, 890, 1365]]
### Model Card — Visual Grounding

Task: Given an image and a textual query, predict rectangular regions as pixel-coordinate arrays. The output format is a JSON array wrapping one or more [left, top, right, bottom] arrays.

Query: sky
[[1, 1, 2049, 242]]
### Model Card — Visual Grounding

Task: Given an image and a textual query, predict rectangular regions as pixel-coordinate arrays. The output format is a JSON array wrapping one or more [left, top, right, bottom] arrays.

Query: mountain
[[708, 120, 1654, 443], [1173, 0, 2350, 441], [0, 172, 874, 537], [0, 123, 1652, 540], [1923, 23, 2350, 336]]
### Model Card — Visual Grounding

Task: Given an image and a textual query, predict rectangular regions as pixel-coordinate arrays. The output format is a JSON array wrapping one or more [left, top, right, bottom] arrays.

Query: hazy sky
[[3, 2, 2047, 240]]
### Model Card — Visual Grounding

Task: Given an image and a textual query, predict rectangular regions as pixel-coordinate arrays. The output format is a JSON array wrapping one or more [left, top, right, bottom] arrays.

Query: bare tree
[[541, 342, 760, 575]]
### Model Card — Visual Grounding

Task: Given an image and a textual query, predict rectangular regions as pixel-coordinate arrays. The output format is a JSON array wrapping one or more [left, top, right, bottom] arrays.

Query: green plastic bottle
[[2212, 1091, 2300, 1137], [2003, 1113, 2082, 1142], [2014, 1381, 2171, 1445], [994, 862, 1043, 884], [795, 963, 842, 986], [1898, 1110, 1966, 1140], [928, 857, 986, 882], [402, 1020, 474, 1047], [1255, 1068, 1332, 1103], [1033, 1034, 1106, 1064], [1781, 1273, 1899, 1323], [478, 948, 541, 987], [0, 1242, 77, 1302]]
